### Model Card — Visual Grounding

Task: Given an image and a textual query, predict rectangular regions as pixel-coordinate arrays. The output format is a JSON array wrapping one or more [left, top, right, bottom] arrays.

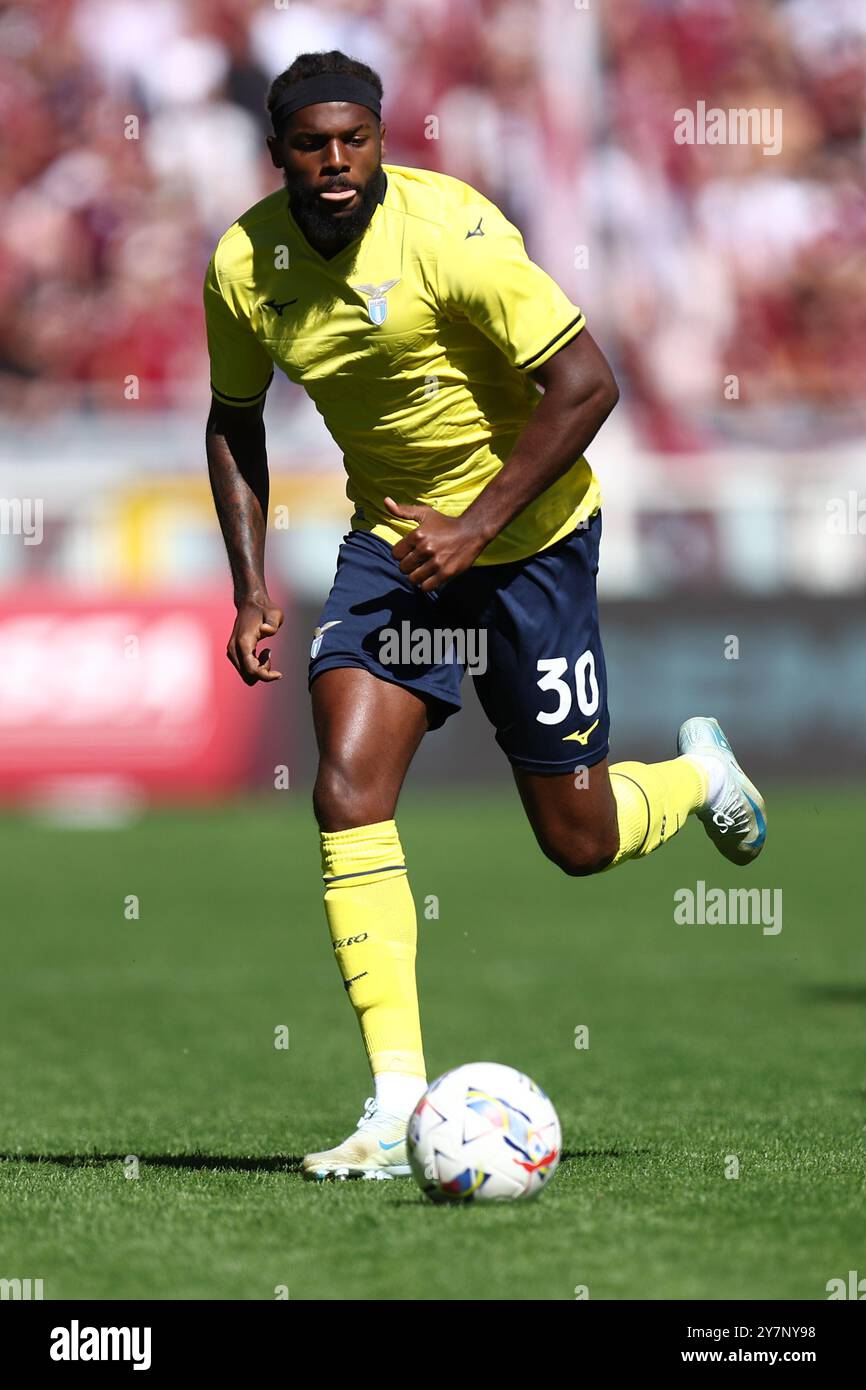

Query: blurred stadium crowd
[[1, 0, 865, 446], [0, 0, 863, 804]]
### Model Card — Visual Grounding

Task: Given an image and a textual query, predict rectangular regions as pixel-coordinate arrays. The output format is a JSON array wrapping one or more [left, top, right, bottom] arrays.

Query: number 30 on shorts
[[535, 653, 600, 725]]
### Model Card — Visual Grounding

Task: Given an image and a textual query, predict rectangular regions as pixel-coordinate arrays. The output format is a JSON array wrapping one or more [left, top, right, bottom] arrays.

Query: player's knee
[[312, 760, 392, 832], [541, 825, 619, 878]]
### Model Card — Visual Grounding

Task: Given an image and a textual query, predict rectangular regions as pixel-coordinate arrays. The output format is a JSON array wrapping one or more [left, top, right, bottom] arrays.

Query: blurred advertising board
[[0, 589, 290, 808]]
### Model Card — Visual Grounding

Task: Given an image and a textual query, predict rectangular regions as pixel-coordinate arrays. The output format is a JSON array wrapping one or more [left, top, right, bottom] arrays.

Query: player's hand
[[227, 595, 284, 685], [384, 497, 488, 592]]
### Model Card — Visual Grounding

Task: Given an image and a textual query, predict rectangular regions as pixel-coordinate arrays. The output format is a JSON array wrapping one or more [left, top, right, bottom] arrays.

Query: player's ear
[[266, 134, 283, 169], [379, 119, 386, 157]]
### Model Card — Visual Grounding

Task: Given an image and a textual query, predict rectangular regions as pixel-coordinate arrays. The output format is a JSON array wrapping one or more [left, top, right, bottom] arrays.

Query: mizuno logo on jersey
[[262, 297, 298, 316], [353, 278, 400, 326], [465, 216, 485, 238]]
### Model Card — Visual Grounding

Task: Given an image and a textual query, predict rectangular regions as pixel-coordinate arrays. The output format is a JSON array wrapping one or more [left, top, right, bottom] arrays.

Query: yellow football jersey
[[204, 163, 601, 565]]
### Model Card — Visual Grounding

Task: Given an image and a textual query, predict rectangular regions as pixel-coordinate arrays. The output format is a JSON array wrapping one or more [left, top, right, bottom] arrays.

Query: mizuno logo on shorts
[[562, 718, 600, 745]]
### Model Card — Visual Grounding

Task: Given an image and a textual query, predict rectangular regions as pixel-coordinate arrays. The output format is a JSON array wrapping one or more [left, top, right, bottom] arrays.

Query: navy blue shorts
[[308, 512, 610, 775]]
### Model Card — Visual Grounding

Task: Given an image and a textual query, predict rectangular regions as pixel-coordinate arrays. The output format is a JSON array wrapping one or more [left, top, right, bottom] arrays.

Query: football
[[407, 1061, 561, 1202]]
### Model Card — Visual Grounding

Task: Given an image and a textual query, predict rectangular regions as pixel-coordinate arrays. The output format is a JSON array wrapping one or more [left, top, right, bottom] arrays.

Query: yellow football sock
[[607, 756, 708, 867], [320, 819, 426, 1081]]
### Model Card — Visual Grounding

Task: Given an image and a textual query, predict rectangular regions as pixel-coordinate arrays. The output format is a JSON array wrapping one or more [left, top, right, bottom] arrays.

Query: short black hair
[[266, 50, 383, 126]]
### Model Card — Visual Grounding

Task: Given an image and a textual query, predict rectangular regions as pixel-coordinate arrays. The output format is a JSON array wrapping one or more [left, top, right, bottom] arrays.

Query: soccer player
[[204, 50, 767, 1181]]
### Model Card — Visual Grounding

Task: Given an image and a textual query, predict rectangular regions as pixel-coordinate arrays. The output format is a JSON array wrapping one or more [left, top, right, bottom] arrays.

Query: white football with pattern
[[407, 1061, 561, 1202]]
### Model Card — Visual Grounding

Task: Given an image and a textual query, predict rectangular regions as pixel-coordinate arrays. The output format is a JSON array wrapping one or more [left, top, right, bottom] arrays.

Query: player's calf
[[514, 765, 620, 877]]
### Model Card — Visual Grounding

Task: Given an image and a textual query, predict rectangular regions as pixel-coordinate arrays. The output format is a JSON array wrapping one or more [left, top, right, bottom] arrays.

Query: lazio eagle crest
[[353, 278, 400, 326], [311, 620, 342, 659]]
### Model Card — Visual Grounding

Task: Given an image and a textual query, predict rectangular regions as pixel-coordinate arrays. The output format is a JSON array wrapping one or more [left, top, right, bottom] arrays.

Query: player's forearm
[[206, 404, 271, 603], [463, 376, 619, 543]]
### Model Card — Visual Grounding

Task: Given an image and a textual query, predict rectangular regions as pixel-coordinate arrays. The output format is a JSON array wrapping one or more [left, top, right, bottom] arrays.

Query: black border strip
[[211, 371, 274, 404], [516, 314, 585, 370], [323, 864, 406, 884], [610, 771, 653, 855]]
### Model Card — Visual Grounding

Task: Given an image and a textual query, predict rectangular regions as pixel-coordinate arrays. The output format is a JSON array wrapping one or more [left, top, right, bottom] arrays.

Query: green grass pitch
[[1, 786, 864, 1300]]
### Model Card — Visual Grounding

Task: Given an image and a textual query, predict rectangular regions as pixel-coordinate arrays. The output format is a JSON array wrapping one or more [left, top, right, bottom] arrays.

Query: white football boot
[[301, 1097, 412, 1181], [678, 716, 767, 866]]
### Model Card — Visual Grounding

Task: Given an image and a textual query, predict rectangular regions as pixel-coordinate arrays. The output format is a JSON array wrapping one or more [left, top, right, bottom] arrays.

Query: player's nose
[[321, 138, 350, 172]]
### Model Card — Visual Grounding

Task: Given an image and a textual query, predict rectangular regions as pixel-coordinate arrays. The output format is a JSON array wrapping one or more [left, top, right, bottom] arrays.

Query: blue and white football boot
[[301, 1097, 411, 1181], [678, 716, 767, 866]]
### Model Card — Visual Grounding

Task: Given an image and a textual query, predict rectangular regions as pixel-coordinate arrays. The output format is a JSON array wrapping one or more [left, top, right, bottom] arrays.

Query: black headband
[[270, 74, 382, 136]]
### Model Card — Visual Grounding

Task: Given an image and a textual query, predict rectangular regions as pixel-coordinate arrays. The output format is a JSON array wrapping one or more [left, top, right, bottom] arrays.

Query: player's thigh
[[311, 666, 431, 830], [463, 515, 617, 870], [471, 515, 610, 776], [308, 529, 464, 829], [512, 757, 619, 874]]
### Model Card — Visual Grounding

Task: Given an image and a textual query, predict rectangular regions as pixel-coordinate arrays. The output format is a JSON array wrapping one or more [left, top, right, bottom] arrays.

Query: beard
[[285, 164, 386, 258]]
